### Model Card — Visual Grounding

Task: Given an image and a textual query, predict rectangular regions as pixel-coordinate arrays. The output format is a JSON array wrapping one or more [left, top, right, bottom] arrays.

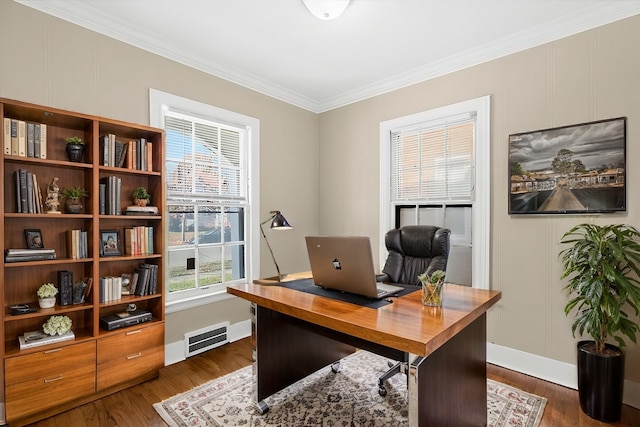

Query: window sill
[[165, 290, 237, 314]]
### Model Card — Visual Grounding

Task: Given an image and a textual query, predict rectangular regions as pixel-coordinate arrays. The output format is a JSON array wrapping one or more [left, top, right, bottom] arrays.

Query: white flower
[[37, 283, 58, 299], [43, 315, 72, 336]]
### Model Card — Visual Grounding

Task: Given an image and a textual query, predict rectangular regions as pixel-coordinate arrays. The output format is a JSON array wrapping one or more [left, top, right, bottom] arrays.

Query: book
[[6, 248, 55, 255], [26, 122, 35, 157], [17, 120, 26, 157], [39, 123, 47, 159], [58, 270, 73, 306], [18, 169, 28, 213], [18, 330, 75, 350], [5, 253, 56, 263], [34, 123, 41, 158], [125, 205, 158, 214], [3, 117, 10, 155], [10, 119, 18, 156]]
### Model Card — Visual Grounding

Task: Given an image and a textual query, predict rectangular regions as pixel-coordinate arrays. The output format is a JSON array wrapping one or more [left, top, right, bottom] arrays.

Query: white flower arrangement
[[37, 283, 58, 299], [43, 315, 72, 336]]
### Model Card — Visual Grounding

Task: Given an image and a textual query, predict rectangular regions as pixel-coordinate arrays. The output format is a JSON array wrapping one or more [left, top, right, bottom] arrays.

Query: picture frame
[[100, 229, 121, 256], [508, 117, 626, 215], [24, 229, 44, 249]]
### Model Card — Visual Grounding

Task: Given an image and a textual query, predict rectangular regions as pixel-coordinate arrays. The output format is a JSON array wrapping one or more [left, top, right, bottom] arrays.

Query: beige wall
[[319, 15, 640, 384], [2, 1, 639, 387], [0, 1, 319, 344]]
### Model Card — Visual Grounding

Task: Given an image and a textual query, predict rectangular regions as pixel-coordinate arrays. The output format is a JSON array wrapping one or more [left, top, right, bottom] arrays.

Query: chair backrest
[[381, 225, 451, 286]]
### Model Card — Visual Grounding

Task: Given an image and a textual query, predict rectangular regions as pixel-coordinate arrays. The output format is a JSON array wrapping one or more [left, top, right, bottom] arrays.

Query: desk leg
[[251, 303, 354, 412], [408, 313, 488, 427]]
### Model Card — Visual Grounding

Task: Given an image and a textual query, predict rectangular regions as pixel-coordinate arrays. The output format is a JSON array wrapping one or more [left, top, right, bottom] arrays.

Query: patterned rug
[[154, 350, 546, 427]]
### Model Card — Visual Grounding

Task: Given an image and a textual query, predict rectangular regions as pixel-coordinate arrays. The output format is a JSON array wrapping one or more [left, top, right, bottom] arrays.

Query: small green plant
[[419, 269, 446, 306], [65, 136, 84, 145], [60, 186, 88, 200], [132, 186, 150, 201], [37, 283, 58, 299]]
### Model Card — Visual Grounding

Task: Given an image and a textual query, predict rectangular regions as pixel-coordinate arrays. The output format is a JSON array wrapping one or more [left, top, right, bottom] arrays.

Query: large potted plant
[[559, 223, 640, 422]]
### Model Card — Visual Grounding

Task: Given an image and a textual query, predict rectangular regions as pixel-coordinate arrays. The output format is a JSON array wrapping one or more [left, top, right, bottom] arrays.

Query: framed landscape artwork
[[508, 117, 626, 215]]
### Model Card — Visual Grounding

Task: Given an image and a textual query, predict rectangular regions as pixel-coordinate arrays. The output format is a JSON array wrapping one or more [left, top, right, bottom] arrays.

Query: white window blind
[[391, 113, 475, 203]]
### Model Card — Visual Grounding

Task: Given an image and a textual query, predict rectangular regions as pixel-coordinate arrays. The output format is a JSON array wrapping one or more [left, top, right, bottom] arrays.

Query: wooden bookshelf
[[0, 98, 165, 426]]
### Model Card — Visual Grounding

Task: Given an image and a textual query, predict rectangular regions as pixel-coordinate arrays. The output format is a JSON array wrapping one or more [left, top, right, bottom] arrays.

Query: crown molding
[[15, 1, 640, 114]]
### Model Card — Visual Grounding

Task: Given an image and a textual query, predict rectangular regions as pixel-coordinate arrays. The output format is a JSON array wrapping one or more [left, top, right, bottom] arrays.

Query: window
[[150, 90, 260, 311], [380, 96, 490, 289]]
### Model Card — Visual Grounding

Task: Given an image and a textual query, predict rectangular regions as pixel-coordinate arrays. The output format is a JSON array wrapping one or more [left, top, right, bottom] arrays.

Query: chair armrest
[[376, 273, 390, 283]]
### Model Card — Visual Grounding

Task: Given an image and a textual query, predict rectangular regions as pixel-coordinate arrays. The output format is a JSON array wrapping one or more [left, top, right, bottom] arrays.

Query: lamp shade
[[270, 211, 292, 229]]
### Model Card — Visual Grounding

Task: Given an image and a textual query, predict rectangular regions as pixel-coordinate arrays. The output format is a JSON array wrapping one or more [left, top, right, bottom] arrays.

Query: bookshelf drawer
[[5, 341, 96, 386], [97, 345, 164, 390], [97, 323, 164, 363], [6, 363, 96, 420]]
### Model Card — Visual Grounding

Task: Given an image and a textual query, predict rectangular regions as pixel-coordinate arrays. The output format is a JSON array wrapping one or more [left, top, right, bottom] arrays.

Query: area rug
[[154, 351, 546, 427]]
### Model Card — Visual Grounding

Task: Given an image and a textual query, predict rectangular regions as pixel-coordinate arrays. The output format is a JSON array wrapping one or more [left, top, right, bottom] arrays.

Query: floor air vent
[[184, 322, 229, 358]]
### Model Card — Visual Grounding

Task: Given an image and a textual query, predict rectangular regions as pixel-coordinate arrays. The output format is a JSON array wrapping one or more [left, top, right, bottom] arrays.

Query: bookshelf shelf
[[1, 97, 165, 425]]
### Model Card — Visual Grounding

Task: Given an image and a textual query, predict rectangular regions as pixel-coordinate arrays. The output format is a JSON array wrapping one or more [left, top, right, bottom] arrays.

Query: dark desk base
[[251, 304, 487, 426]]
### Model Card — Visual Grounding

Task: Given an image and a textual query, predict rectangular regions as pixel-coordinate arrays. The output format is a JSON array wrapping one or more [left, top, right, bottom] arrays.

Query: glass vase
[[422, 281, 444, 307]]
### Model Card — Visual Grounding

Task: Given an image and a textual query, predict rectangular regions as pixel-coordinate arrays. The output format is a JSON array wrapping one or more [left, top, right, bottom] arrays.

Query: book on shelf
[[34, 123, 41, 158], [17, 119, 26, 157], [18, 330, 75, 350], [6, 248, 55, 255], [26, 122, 35, 157], [39, 123, 47, 159], [58, 270, 73, 306], [5, 253, 56, 263], [99, 275, 122, 303], [66, 229, 88, 259], [125, 205, 158, 215], [3, 117, 10, 155]]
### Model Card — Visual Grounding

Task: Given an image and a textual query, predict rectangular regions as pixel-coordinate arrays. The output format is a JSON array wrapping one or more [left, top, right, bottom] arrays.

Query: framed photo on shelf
[[24, 229, 44, 249], [100, 229, 121, 257]]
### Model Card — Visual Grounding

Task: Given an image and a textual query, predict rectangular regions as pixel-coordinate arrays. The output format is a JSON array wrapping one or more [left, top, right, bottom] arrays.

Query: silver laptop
[[305, 236, 404, 299]]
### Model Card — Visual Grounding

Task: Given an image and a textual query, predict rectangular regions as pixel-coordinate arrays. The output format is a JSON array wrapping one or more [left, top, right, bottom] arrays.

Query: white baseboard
[[487, 342, 640, 410]]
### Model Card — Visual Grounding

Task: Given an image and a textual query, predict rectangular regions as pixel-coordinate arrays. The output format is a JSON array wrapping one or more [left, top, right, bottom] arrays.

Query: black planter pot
[[577, 340, 625, 422], [66, 143, 84, 162]]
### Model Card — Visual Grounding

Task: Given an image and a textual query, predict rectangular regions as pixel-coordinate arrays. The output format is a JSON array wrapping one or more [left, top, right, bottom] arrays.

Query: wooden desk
[[227, 278, 501, 426]]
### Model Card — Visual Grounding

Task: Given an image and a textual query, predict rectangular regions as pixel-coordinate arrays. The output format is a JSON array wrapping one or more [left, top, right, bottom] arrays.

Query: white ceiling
[[16, 0, 640, 113]]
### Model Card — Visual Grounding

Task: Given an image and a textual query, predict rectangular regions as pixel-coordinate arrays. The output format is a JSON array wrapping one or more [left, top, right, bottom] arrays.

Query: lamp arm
[[260, 220, 282, 281]]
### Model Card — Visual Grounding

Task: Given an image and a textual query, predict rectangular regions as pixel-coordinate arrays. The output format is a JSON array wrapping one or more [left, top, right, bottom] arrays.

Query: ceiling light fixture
[[302, 0, 350, 20]]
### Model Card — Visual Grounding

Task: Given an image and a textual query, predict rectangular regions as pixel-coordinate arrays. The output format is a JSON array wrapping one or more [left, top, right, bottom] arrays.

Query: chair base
[[378, 360, 408, 396]]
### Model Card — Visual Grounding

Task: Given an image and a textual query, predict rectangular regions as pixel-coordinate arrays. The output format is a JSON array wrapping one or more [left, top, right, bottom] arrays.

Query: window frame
[[149, 89, 260, 312], [379, 96, 491, 289]]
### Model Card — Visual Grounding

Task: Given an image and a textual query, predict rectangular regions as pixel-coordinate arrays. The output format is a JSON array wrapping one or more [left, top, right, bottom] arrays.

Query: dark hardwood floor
[[23, 337, 640, 426]]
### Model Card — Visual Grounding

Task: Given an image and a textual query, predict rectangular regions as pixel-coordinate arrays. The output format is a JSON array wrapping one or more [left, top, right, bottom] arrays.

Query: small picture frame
[[100, 229, 121, 257], [24, 229, 44, 249]]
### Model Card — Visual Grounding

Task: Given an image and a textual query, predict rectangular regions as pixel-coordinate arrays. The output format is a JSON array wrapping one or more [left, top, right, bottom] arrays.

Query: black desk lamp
[[260, 210, 293, 282]]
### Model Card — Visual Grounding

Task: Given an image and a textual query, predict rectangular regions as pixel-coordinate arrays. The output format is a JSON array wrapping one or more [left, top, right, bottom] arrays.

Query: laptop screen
[[305, 235, 381, 298]]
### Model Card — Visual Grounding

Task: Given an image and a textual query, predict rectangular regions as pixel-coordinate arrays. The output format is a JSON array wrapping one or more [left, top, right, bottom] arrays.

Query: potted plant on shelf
[[65, 136, 85, 162], [132, 186, 151, 207], [60, 186, 88, 214], [43, 315, 72, 336], [37, 283, 58, 309], [559, 223, 640, 422]]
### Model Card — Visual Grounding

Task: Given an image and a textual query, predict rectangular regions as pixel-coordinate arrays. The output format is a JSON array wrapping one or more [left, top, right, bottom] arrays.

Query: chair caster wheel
[[378, 387, 387, 397], [331, 361, 341, 373], [256, 400, 269, 414]]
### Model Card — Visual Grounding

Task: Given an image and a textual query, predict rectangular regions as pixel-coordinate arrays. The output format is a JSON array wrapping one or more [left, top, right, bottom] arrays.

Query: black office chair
[[376, 225, 450, 396]]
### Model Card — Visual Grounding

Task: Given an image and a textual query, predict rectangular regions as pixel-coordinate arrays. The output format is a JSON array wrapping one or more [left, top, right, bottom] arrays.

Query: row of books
[[101, 263, 158, 302], [5, 248, 56, 263], [66, 229, 89, 259], [18, 330, 75, 350], [3, 118, 48, 159], [99, 175, 121, 215], [124, 226, 154, 256], [101, 134, 153, 171], [14, 169, 45, 214]]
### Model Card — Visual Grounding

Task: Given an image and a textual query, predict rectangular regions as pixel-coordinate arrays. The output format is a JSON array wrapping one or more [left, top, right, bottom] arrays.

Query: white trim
[[149, 89, 261, 310], [379, 96, 490, 289], [487, 342, 640, 410], [16, 1, 640, 113]]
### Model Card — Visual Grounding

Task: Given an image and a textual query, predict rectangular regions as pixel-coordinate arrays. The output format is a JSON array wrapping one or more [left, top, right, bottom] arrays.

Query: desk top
[[227, 274, 501, 357]]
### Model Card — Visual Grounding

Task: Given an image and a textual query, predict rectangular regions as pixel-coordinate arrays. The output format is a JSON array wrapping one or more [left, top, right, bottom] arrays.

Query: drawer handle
[[126, 352, 142, 360], [44, 348, 62, 354], [44, 375, 63, 383], [126, 330, 142, 336]]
